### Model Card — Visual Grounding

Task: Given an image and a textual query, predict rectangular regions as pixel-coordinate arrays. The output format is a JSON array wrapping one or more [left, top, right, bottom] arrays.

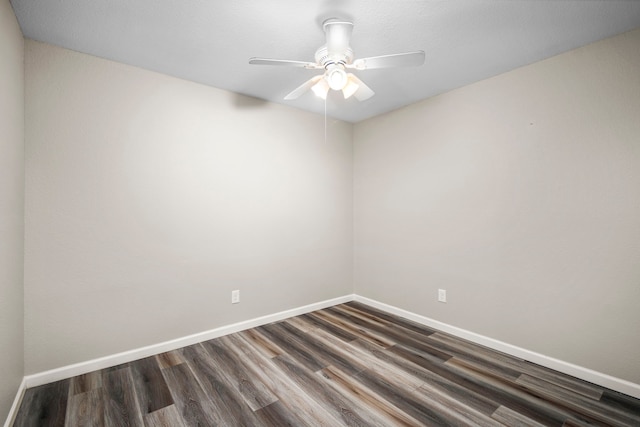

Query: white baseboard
[[18, 292, 640, 401], [354, 295, 640, 399], [3, 378, 26, 427], [24, 294, 355, 389]]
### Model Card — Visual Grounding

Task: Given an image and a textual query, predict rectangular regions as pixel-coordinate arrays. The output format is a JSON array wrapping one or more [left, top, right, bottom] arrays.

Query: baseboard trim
[[3, 377, 26, 427], [24, 294, 355, 389], [354, 295, 640, 399], [20, 292, 640, 400]]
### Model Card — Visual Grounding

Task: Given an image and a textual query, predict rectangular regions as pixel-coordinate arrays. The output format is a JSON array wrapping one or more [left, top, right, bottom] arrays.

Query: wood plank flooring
[[12, 302, 640, 426]]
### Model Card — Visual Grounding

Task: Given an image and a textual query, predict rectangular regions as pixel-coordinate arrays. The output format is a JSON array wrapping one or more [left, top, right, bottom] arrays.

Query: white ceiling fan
[[249, 18, 425, 102]]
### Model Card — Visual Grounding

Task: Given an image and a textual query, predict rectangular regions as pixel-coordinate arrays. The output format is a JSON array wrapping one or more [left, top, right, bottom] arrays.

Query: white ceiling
[[11, 0, 640, 123]]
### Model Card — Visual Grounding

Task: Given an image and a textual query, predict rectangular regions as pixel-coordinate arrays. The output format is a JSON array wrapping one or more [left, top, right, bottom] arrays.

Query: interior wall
[[354, 29, 640, 384], [24, 40, 353, 374], [0, 0, 25, 422]]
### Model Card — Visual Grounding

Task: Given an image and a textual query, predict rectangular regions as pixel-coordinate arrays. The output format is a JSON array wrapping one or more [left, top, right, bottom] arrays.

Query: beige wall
[[0, 0, 24, 422], [19, 20, 640, 391], [24, 41, 353, 374], [354, 29, 640, 383]]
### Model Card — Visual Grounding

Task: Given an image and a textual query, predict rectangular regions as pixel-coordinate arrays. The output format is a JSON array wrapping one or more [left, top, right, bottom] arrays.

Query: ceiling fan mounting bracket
[[321, 18, 353, 33], [316, 18, 355, 67]]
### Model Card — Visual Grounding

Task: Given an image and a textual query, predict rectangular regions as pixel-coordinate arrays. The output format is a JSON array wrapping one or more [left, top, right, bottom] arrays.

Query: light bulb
[[327, 67, 347, 90]]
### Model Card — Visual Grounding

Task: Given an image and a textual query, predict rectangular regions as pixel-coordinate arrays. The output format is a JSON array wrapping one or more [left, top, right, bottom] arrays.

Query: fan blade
[[346, 74, 375, 101], [349, 51, 425, 70], [249, 57, 322, 69], [284, 75, 324, 100]]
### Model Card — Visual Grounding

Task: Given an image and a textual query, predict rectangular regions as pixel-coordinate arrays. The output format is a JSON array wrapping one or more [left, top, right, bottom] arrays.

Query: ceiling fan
[[249, 19, 425, 102]]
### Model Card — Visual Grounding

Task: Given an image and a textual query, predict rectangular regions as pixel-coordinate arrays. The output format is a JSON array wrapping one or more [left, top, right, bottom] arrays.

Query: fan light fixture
[[327, 67, 347, 90], [312, 69, 359, 100], [311, 78, 330, 99], [342, 76, 359, 99]]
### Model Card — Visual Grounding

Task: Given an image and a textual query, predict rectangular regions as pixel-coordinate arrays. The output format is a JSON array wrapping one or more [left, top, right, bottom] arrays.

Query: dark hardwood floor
[[12, 302, 640, 426]]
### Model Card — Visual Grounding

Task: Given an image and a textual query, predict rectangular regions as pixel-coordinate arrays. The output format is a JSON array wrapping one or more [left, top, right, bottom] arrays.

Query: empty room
[[2, 0, 640, 425]]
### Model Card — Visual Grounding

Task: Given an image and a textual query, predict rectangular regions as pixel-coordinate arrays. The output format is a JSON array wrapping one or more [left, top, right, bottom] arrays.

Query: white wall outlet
[[231, 290, 240, 304], [438, 289, 447, 303]]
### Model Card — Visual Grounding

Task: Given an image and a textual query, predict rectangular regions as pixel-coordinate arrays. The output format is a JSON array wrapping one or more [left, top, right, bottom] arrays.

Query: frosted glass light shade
[[342, 76, 359, 99], [311, 78, 330, 99]]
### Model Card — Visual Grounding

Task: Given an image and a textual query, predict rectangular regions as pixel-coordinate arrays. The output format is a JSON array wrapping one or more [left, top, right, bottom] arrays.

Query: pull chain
[[324, 96, 327, 144]]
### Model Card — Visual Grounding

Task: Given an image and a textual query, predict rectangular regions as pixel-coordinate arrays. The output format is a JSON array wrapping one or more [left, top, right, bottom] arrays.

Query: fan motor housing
[[315, 46, 354, 68]]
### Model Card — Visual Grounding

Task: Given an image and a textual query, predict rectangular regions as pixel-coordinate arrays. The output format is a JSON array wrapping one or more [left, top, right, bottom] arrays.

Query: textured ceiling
[[11, 0, 640, 123]]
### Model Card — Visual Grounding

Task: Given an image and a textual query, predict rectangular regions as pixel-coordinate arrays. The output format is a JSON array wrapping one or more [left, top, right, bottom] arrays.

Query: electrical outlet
[[231, 290, 240, 304], [438, 289, 447, 303]]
